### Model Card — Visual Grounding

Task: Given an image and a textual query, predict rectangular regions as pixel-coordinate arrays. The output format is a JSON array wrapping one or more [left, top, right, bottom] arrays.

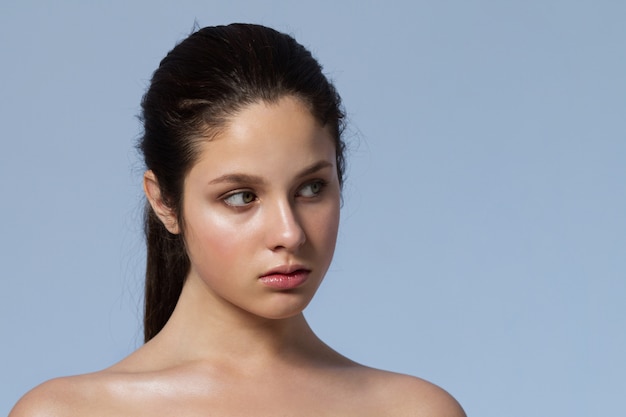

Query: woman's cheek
[[196, 211, 247, 255]]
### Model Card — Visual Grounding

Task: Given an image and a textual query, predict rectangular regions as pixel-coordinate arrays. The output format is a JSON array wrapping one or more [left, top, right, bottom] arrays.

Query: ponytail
[[143, 205, 189, 342]]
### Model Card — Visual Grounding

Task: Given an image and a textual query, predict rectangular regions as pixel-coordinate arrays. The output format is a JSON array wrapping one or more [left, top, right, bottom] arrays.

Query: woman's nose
[[265, 200, 306, 252]]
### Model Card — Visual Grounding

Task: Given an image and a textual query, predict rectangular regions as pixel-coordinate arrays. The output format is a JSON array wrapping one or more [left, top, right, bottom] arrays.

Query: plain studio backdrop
[[1, 1, 624, 416]]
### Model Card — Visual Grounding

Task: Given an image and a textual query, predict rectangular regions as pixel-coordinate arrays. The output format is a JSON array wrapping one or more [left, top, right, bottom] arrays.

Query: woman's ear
[[143, 170, 180, 234]]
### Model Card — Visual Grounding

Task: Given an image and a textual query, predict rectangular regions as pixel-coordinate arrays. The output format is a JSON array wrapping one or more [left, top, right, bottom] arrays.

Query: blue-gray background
[[2, 1, 624, 415]]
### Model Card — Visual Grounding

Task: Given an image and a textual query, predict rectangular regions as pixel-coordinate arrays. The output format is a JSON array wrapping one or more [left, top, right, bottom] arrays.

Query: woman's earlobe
[[143, 170, 180, 234]]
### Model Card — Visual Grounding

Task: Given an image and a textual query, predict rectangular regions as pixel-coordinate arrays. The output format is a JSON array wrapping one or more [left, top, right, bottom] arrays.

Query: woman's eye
[[223, 191, 256, 207], [298, 181, 325, 198]]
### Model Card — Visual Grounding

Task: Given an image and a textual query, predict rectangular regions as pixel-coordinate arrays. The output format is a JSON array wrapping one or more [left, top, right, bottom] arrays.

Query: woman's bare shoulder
[[10, 377, 80, 417], [9, 372, 116, 417], [357, 367, 466, 417]]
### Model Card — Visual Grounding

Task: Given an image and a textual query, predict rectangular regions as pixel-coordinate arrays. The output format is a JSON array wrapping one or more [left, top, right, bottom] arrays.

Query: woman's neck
[[142, 274, 333, 369]]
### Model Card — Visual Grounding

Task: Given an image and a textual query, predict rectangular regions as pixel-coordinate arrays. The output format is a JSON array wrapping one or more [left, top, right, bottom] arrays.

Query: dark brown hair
[[138, 23, 346, 342]]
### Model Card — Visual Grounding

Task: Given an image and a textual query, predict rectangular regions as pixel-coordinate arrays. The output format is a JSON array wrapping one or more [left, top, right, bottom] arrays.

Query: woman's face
[[180, 96, 341, 320]]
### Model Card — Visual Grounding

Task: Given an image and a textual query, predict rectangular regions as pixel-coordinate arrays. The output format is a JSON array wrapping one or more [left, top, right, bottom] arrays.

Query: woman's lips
[[259, 269, 310, 289]]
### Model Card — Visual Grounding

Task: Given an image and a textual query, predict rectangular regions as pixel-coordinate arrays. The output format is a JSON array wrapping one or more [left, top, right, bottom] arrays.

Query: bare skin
[[11, 310, 464, 416], [11, 98, 465, 417]]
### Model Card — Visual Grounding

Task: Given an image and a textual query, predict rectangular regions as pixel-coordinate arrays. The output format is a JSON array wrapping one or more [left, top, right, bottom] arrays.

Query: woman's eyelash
[[297, 180, 327, 197], [221, 180, 327, 207], [223, 190, 257, 207]]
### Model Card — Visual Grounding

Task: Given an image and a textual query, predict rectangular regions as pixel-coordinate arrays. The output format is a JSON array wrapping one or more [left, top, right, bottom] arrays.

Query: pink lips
[[259, 266, 310, 289]]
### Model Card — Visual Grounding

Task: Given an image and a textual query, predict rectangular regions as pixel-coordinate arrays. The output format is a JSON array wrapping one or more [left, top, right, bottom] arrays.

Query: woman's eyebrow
[[208, 161, 333, 186], [295, 160, 333, 179], [208, 173, 264, 185]]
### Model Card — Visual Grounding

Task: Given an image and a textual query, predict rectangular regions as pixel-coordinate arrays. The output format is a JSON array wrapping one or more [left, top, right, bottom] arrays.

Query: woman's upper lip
[[261, 264, 310, 276]]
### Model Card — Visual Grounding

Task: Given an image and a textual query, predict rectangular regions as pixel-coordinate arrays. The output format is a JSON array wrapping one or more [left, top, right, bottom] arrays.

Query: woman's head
[[139, 23, 346, 341]]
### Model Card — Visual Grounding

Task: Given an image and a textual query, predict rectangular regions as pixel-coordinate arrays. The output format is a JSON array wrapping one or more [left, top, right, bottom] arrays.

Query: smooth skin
[[11, 97, 465, 417]]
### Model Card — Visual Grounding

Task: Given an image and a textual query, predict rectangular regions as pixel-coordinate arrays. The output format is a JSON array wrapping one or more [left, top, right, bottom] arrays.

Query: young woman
[[11, 23, 465, 416]]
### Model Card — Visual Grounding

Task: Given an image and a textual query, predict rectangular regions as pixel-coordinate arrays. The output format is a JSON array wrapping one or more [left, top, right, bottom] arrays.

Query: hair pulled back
[[139, 23, 346, 342]]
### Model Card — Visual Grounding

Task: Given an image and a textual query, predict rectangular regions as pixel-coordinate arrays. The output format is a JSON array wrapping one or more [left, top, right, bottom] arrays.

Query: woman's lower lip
[[259, 270, 309, 289]]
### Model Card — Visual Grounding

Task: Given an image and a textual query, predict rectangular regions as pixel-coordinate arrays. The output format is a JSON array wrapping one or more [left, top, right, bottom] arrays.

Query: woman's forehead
[[187, 97, 337, 180]]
